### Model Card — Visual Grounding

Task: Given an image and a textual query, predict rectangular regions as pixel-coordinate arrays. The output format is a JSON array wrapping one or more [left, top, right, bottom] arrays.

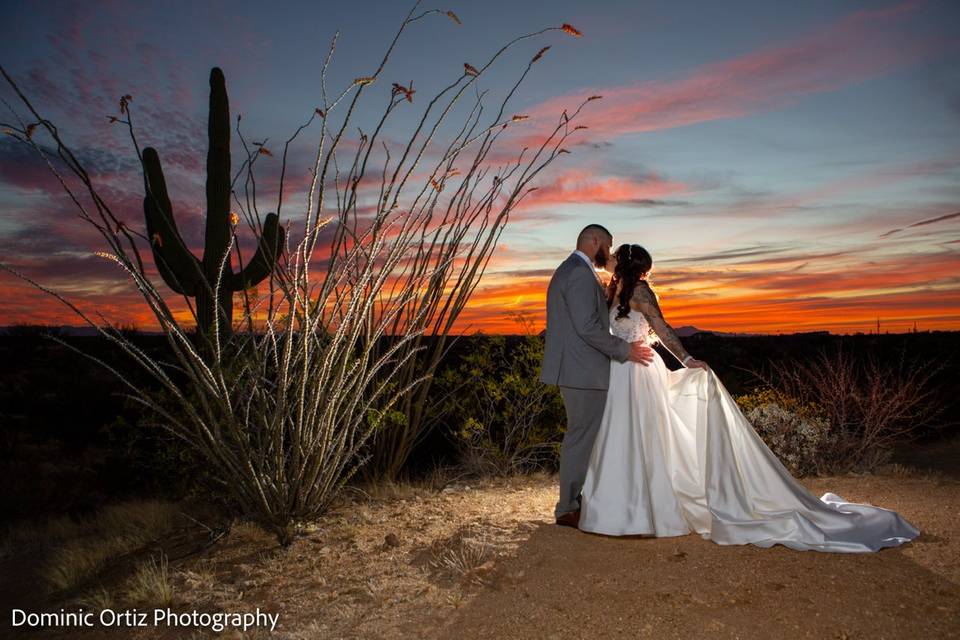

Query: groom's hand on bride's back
[[628, 342, 655, 366]]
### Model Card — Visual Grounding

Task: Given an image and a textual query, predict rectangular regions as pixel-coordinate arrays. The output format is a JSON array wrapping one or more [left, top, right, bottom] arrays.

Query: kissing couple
[[539, 224, 918, 552]]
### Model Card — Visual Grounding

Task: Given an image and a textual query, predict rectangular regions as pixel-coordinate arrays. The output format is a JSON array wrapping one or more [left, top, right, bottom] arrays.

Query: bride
[[578, 243, 919, 552]]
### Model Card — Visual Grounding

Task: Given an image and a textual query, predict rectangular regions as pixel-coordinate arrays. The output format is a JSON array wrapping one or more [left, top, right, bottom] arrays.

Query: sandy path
[[435, 474, 959, 640]]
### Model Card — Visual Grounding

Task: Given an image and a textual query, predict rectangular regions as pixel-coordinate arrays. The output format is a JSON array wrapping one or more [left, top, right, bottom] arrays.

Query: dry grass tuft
[[887, 463, 918, 478], [431, 533, 494, 586], [43, 541, 131, 593], [124, 554, 173, 607], [354, 479, 422, 503], [96, 501, 180, 537], [882, 463, 951, 484], [74, 585, 114, 612], [350, 466, 465, 505], [40, 500, 179, 592], [179, 567, 217, 592]]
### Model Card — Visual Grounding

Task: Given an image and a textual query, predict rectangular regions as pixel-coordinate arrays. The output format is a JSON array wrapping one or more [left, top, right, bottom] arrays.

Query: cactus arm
[[203, 66, 232, 280], [229, 213, 286, 290], [143, 147, 200, 296], [140, 67, 283, 340]]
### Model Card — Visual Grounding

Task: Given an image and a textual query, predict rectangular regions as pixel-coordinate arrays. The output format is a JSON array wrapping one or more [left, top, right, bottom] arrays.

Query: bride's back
[[609, 306, 651, 344]]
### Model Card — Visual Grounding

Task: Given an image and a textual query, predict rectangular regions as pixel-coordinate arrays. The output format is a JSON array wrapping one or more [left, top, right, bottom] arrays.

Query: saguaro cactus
[[142, 67, 284, 340]]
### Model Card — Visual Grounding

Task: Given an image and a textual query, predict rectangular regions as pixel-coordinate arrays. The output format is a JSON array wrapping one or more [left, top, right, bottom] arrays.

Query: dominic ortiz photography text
[[10, 607, 280, 633]]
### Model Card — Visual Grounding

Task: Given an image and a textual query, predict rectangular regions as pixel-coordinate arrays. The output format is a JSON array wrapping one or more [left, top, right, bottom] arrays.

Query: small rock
[[385, 532, 402, 547], [475, 560, 495, 573]]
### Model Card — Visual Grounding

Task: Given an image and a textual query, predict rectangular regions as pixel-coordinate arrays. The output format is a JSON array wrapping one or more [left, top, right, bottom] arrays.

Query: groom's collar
[[572, 250, 604, 287], [573, 250, 595, 270]]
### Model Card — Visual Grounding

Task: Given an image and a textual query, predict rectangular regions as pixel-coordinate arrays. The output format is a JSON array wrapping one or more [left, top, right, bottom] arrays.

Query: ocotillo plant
[[0, 3, 597, 544], [143, 67, 285, 341]]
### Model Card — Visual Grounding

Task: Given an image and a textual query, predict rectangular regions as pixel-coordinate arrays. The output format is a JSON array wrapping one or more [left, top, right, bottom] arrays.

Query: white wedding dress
[[578, 306, 920, 552]]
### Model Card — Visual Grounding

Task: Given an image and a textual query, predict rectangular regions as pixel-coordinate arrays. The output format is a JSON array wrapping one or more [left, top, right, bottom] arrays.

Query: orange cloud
[[450, 247, 960, 335], [5, 243, 958, 335]]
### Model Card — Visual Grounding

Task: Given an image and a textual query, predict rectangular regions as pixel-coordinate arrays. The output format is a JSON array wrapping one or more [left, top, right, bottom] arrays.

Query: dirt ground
[[2, 465, 958, 640], [437, 473, 960, 640]]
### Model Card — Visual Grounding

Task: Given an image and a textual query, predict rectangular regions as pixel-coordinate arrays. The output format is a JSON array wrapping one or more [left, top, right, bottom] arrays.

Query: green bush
[[101, 390, 227, 504], [431, 334, 565, 476]]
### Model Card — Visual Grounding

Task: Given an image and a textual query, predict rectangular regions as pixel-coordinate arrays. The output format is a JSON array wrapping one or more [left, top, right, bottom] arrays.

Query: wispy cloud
[[520, 2, 952, 142], [658, 244, 792, 264], [880, 211, 960, 238]]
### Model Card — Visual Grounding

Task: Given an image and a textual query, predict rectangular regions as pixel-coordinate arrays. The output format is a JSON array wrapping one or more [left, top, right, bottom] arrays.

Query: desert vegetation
[[428, 320, 566, 477], [0, 3, 957, 637], [1, 6, 593, 546], [732, 344, 948, 477], [0, 328, 957, 636]]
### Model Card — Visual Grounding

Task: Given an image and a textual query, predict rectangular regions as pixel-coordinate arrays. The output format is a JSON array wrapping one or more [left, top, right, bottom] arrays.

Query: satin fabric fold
[[579, 310, 919, 553]]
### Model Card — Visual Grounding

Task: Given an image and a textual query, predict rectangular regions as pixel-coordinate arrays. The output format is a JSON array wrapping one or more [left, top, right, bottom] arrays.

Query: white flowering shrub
[[743, 401, 832, 477], [735, 388, 834, 476]]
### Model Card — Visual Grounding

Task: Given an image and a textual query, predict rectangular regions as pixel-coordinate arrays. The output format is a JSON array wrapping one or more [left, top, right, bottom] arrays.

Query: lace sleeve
[[631, 282, 692, 363]]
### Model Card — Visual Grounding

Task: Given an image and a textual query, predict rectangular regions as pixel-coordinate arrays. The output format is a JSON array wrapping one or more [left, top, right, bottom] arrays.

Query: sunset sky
[[1, 0, 958, 335]]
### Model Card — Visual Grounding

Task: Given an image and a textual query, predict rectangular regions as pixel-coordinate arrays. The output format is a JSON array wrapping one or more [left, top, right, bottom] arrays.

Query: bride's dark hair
[[607, 244, 654, 319]]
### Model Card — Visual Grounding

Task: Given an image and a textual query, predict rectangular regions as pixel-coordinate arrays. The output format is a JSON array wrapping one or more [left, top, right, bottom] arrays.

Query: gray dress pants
[[555, 386, 608, 517]]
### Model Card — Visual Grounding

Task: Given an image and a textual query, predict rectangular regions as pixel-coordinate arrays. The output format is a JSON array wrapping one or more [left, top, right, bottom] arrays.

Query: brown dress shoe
[[555, 509, 581, 528]]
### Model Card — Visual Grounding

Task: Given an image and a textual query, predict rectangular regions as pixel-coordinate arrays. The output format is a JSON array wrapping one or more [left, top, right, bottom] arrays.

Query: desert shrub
[[101, 390, 229, 503], [735, 388, 832, 476], [431, 332, 565, 476], [746, 346, 945, 474]]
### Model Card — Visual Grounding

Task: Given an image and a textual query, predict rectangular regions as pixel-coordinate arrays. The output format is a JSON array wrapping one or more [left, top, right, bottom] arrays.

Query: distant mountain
[[674, 326, 766, 338], [0, 324, 762, 338], [0, 325, 161, 337]]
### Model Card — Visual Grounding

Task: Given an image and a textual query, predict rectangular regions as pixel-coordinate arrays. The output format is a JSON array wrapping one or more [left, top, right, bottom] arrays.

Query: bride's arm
[[630, 281, 701, 367]]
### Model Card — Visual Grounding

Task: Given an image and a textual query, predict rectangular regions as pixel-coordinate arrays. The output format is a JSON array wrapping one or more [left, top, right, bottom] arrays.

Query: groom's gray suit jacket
[[539, 253, 631, 389]]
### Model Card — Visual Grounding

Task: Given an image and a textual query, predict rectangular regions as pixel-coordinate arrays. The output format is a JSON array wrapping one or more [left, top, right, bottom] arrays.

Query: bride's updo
[[607, 244, 653, 320]]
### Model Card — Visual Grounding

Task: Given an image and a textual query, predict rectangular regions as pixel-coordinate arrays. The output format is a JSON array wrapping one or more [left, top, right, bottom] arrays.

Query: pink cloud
[[517, 168, 686, 209], [519, 2, 951, 143]]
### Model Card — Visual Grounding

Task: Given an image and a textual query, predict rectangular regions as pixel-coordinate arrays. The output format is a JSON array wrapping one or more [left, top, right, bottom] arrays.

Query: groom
[[540, 224, 654, 528]]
